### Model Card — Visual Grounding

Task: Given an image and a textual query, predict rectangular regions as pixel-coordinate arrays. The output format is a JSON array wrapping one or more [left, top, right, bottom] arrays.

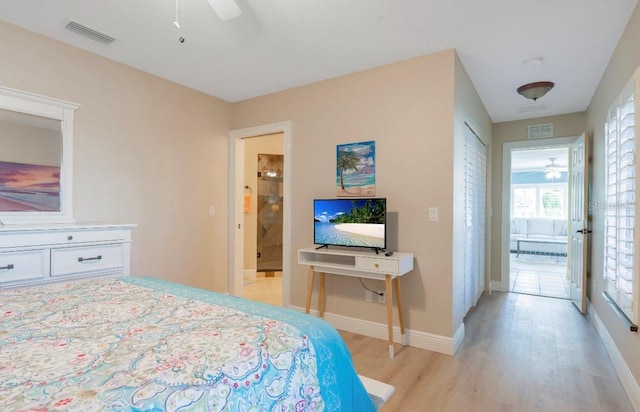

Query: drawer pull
[[67, 235, 73, 240], [375, 263, 379, 268], [78, 255, 102, 262], [0, 264, 14, 270]]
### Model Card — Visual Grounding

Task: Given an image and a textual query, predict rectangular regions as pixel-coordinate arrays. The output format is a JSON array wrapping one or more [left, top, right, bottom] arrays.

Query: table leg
[[318, 272, 326, 318], [305, 266, 315, 314], [385, 274, 394, 358], [393, 276, 407, 346]]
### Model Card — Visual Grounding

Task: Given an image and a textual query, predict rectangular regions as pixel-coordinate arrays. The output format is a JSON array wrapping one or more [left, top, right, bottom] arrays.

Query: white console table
[[0, 223, 135, 289], [298, 247, 414, 358]]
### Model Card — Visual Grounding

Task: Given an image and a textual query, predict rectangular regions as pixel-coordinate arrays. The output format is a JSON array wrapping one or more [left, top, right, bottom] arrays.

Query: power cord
[[359, 278, 384, 296]]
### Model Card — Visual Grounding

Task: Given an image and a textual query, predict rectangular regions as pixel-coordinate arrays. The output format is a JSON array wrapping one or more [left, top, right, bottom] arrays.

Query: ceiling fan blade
[[206, 0, 242, 20]]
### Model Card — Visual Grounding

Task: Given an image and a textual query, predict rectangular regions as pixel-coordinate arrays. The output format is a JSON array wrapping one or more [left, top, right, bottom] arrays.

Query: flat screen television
[[313, 198, 386, 251]]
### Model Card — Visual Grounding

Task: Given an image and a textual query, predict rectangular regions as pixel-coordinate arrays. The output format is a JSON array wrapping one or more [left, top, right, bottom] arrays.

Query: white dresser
[[0, 223, 135, 289]]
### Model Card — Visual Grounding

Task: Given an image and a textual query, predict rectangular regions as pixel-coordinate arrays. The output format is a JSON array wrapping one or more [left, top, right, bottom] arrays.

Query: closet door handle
[[78, 255, 102, 262], [0, 264, 14, 270]]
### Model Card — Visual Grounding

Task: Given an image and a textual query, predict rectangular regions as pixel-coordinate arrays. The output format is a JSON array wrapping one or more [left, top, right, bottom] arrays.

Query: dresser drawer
[[356, 256, 399, 273], [0, 249, 49, 284], [0, 228, 130, 249], [51, 244, 125, 278]]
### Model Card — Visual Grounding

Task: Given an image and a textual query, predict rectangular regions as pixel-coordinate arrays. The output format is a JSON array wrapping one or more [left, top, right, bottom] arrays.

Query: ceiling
[[1, 0, 637, 123]]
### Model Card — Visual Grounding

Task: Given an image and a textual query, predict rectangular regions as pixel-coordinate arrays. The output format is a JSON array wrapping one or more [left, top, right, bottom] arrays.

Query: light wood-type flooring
[[243, 276, 633, 411], [343, 291, 634, 411]]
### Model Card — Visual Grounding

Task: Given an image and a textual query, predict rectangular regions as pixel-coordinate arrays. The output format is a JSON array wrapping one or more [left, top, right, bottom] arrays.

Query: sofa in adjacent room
[[510, 217, 568, 256]]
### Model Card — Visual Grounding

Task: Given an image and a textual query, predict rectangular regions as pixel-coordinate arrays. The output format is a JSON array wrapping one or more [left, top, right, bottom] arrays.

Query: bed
[[0, 276, 376, 411]]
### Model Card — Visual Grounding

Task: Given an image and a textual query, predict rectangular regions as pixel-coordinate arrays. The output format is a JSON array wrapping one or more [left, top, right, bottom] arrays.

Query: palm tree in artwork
[[337, 150, 360, 190]]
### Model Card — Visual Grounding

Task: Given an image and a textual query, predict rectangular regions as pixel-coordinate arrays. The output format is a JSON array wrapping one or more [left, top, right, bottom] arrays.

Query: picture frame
[[336, 140, 375, 197]]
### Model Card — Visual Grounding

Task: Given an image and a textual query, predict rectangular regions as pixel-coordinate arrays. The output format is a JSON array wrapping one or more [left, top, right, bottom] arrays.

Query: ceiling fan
[[206, 0, 242, 20], [544, 157, 565, 179], [173, 0, 241, 42]]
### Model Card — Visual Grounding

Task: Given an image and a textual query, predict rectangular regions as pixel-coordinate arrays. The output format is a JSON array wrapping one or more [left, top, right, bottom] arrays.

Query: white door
[[463, 125, 487, 312], [569, 133, 589, 313]]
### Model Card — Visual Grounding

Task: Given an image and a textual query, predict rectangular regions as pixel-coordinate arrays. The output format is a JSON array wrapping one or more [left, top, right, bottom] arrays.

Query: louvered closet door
[[464, 124, 487, 314]]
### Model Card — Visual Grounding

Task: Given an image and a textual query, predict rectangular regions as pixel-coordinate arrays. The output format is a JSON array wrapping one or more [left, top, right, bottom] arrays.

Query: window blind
[[604, 77, 636, 323]]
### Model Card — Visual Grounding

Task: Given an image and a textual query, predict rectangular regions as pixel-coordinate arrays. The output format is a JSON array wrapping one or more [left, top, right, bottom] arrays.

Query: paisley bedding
[[0, 276, 375, 411]]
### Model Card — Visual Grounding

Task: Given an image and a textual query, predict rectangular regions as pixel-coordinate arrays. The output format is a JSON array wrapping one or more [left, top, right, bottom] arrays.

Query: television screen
[[314, 198, 386, 250]]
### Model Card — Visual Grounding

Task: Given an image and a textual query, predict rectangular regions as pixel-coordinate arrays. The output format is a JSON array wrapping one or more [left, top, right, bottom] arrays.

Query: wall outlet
[[377, 290, 386, 304], [365, 290, 373, 302]]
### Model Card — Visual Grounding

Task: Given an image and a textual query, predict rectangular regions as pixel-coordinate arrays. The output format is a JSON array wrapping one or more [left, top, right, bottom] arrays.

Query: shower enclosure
[[256, 154, 283, 274]]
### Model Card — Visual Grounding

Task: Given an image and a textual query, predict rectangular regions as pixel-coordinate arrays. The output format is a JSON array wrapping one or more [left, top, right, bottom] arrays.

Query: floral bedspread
[[0, 276, 375, 412]]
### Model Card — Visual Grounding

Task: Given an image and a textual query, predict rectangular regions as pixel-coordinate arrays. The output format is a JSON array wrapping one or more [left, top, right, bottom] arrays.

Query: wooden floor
[[342, 292, 634, 412]]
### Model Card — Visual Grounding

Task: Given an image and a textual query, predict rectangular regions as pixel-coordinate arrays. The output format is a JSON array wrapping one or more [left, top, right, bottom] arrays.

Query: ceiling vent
[[65, 20, 116, 45], [518, 101, 550, 113]]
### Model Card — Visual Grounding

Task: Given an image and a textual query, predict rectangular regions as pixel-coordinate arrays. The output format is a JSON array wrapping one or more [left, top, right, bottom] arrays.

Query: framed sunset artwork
[[0, 160, 61, 211], [336, 140, 375, 197]]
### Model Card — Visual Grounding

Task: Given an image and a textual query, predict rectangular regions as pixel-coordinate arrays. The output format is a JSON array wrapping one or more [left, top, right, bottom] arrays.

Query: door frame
[[500, 136, 578, 292], [229, 121, 292, 307]]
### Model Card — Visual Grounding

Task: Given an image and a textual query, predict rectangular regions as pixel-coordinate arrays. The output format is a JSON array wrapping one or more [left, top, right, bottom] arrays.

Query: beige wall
[[489, 112, 587, 283], [0, 21, 232, 292], [232, 49, 490, 338], [243, 133, 284, 271], [587, 2, 640, 385]]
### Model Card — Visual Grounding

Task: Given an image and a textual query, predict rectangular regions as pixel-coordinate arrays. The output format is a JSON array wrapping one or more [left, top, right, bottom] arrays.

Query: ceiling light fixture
[[517, 81, 555, 101]]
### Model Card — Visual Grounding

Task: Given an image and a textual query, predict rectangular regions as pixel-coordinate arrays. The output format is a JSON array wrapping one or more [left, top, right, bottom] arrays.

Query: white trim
[[229, 122, 292, 307], [291, 305, 464, 356], [501, 137, 578, 292], [588, 302, 640, 411], [490, 280, 504, 292], [0, 86, 79, 224]]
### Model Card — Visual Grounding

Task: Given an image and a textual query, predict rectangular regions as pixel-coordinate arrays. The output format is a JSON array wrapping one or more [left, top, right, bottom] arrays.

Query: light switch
[[428, 207, 438, 221], [208, 205, 216, 216]]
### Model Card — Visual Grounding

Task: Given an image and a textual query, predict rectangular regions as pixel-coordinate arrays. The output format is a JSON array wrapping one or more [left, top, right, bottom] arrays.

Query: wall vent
[[527, 123, 554, 139], [65, 20, 116, 45]]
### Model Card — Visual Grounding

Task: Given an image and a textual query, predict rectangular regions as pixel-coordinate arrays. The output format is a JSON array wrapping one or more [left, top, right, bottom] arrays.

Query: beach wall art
[[336, 140, 375, 196], [0, 160, 61, 211]]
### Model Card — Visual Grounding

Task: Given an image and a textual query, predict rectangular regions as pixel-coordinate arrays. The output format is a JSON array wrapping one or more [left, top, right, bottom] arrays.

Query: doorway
[[229, 122, 292, 307], [243, 138, 284, 306], [502, 137, 577, 299]]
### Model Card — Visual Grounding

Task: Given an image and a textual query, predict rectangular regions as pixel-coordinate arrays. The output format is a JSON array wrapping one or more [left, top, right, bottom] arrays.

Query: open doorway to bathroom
[[509, 146, 570, 299], [242, 134, 284, 306]]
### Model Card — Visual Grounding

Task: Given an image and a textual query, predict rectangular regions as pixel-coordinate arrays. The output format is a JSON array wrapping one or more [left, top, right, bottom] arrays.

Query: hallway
[[344, 291, 634, 411]]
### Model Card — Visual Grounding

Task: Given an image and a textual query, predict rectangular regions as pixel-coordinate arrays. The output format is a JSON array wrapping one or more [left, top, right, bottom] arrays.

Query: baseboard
[[588, 302, 640, 411], [291, 305, 462, 356]]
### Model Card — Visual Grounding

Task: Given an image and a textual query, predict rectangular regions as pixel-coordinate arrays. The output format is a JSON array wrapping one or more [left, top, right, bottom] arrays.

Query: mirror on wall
[[0, 86, 79, 225]]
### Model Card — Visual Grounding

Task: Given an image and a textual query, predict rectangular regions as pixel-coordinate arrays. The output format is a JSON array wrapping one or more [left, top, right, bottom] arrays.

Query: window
[[540, 187, 565, 218], [511, 184, 568, 218], [604, 76, 637, 324]]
